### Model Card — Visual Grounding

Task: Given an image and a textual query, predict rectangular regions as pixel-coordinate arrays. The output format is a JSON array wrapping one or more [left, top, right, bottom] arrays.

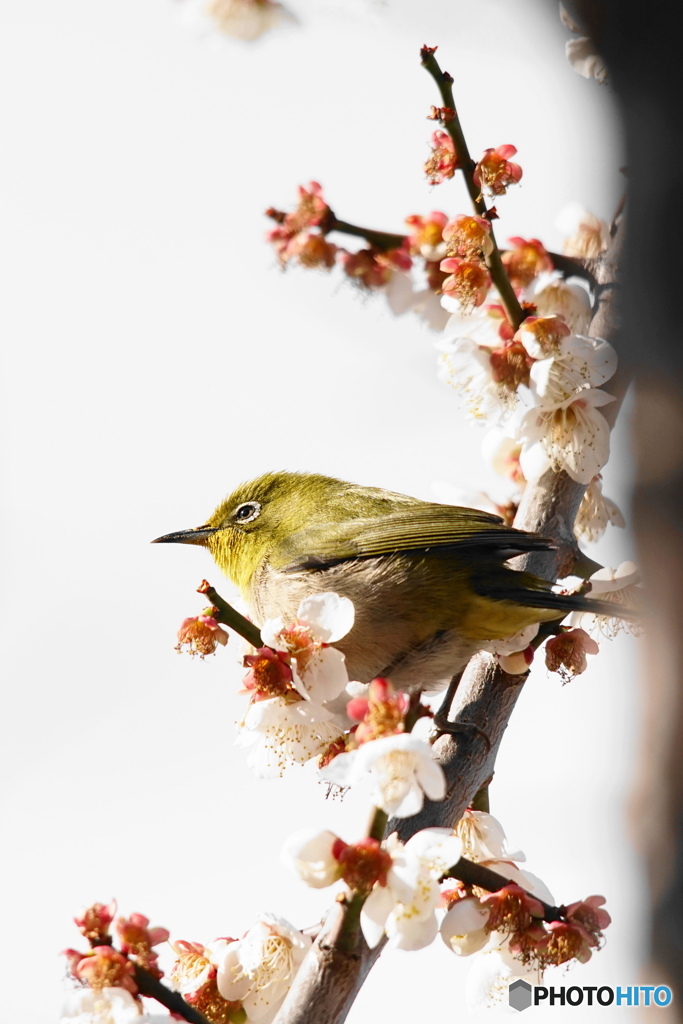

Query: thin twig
[[133, 965, 212, 1024], [420, 46, 524, 330], [197, 581, 262, 648], [326, 215, 407, 252]]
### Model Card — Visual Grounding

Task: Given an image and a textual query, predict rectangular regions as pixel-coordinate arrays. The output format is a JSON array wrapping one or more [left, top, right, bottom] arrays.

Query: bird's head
[[152, 471, 338, 592]]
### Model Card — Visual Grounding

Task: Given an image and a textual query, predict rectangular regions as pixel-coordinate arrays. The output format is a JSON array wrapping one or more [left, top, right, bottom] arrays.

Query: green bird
[[153, 471, 618, 691]]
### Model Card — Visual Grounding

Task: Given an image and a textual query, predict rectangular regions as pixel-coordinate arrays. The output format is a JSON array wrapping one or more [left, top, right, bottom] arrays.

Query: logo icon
[[509, 979, 532, 1012]]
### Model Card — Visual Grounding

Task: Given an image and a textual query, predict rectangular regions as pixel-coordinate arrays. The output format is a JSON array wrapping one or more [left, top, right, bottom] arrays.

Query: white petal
[[441, 899, 491, 955], [465, 947, 519, 1010], [296, 593, 355, 643], [281, 828, 340, 888], [387, 782, 425, 818], [518, 438, 551, 482], [404, 828, 463, 872], [385, 271, 417, 315], [389, 909, 439, 951], [360, 886, 394, 948], [60, 988, 142, 1024], [489, 622, 539, 655], [414, 754, 447, 801], [260, 616, 287, 650], [293, 646, 349, 702], [566, 36, 608, 82], [318, 749, 357, 787], [215, 942, 251, 1002]]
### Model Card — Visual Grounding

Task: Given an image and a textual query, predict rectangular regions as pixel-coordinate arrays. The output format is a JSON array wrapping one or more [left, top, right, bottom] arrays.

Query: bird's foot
[[432, 715, 492, 752]]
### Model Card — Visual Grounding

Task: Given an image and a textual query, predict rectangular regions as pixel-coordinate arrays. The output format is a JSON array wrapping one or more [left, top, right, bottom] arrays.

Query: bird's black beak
[[151, 525, 218, 546]]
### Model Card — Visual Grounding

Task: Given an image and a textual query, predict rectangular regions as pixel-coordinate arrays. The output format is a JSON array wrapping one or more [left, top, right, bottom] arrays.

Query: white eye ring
[[234, 501, 261, 524]]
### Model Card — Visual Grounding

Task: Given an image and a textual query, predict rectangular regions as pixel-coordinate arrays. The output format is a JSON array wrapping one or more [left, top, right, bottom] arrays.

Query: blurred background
[[0, 0, 647, 1019]]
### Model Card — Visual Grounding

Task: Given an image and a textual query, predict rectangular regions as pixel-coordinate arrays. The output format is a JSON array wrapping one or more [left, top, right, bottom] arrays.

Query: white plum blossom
[[168, 939, 230, 1002], [527, 271, 592, 333], [60, 987, 142, 1024], [385, 271, 451, 331], [481, 428, 524, 484], [480, 859, 555, 906], [455, 809, 525, 864], [521, 333, 617, 409], [216, 913, 311, 1024], [262, 593, 354, 704], [281, 828, 341, 888], [436, 306, 519, 421], [439, 857, 554, 1006], [177, 0, 297, 43], [556, 203, 610, 259], [320, 732, 446, 817], [570, 561, 642, 637], [565, 35, 608, 84], [237, 696, 343, 778], [516, 387, 615, 484], [361, 829, 462, 950], [440, 897, 491, 956], [465, 940, 542, 1010], [489, 623, 539, 658], [575, 476, 626, 544]]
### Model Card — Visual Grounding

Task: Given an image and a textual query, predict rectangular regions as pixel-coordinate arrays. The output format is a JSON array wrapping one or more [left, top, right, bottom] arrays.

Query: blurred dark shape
[[553, 0, 683, 1008]]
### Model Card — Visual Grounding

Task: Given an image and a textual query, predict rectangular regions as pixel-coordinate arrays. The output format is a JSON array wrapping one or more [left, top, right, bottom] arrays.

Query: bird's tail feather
[[474, 568, 640, 624]]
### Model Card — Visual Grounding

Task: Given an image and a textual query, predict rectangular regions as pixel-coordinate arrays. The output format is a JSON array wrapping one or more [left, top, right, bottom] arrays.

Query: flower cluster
[[319, 676, 446, 817], [438, 308, 617, 483], [235, 593, 354, 778], [62, 902, 311, 1024], [283, 809, 611, 1006], [236, 610, 447, 815], [265, 182, 414, 292], [170, 914, 310, 1024], [439, 810, 610, 1008], [285, 826, 463, 950], [266, 182, 336, 270], [62, 903, 170, 1023]]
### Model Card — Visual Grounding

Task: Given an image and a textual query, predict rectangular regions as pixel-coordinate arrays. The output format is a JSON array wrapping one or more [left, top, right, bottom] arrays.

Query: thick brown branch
[[274, 903, 384, 1024]]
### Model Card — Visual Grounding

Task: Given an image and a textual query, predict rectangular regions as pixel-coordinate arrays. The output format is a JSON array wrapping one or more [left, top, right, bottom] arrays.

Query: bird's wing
[[274, 504, 554, 572]]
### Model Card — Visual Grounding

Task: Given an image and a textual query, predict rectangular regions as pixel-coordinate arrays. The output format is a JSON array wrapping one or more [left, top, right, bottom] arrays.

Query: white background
[[0, 0, 649, 1021]]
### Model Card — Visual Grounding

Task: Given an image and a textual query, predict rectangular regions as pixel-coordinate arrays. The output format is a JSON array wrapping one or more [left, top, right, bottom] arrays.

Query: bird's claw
[[432, 716, 492, 752]]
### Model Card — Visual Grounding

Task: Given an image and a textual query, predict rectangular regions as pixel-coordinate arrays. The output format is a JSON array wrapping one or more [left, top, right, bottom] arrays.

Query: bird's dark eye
[[234, 501, 261, 524]]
